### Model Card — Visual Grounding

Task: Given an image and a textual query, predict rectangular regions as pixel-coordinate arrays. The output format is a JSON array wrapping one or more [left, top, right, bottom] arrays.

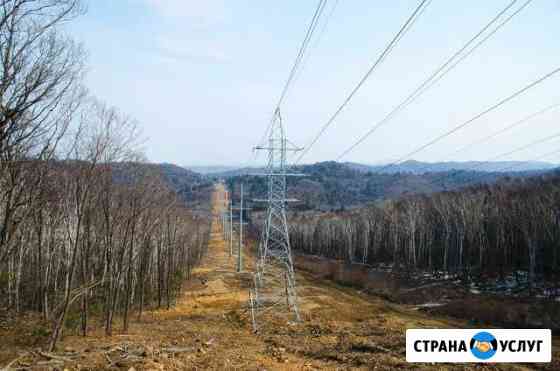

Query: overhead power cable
[[256, 0, 328, 150], [447, 102, 560, 159], [375, 65, 560, 173], [491, 147, 560, 173], [229, 1, 328, 175], [289, 0, 340, 97], [428, 131, 560, 187], [422, 146, 560, 193], [385, 102, 560, 176], [479, 132, 560, 165], [295, 0, 432, 164], [432, 146, 560, 190], [275, 0, 328, 109], [336, 0, 533, 161]]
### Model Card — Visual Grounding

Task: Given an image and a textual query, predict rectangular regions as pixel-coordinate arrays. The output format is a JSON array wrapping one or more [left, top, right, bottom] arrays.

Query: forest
[[0, 0, 210, 351], [289, 172, 560, 296], [3, 0, 560, 369], [226, 161, 547, 211]]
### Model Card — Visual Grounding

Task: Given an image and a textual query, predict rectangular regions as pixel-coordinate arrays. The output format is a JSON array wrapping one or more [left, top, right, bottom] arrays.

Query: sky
[[69, 0, 560, 167]]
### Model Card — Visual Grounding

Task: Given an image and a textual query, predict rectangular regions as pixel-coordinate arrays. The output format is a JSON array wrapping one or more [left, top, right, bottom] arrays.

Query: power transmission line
[[336, 0, 532, 161], [447, 102, 560, 159], [431, 147, 560, 190], [256, 0, 328, 150], [406, 0, 533, 110], [480, 132, 560, 166], [379, 102, 560, 176], [295, 0, 432, 164], [375, 65, 560, 173], [275, 0, 328, 109], [287, 0, 340, 101], [428, 131, 560, 187], [379, 0, 432, 64], [225, 1, 328, 174], [491, 148, 560, 173]]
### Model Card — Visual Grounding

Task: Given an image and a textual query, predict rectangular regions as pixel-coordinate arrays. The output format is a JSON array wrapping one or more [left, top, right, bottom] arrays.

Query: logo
[[406, 329, 551, 363], [470, 332, 497, 360]]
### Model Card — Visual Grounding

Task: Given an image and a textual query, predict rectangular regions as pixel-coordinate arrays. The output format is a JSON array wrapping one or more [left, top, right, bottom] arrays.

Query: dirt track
[[1, 184, 557, 370]]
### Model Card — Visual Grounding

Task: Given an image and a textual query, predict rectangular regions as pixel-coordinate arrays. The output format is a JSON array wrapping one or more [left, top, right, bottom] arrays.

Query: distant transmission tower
[[252, 108, 303, 325]]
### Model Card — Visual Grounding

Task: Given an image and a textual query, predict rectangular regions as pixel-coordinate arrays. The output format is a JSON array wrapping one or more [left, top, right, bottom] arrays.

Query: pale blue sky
[[70, 0, 560, 166]]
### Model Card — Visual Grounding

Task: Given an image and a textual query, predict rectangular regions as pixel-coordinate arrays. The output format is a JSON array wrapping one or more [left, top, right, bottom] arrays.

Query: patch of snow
[[416, 302, 446, 309]]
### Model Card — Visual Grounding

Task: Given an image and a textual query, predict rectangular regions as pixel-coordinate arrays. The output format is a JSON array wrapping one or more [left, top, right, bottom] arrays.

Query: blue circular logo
[[470, 332, 497, 360]]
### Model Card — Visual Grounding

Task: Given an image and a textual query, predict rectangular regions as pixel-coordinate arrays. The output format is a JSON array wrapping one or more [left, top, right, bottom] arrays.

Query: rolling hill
[[225, 161, 558, 210], [344, 160, 558, 174]]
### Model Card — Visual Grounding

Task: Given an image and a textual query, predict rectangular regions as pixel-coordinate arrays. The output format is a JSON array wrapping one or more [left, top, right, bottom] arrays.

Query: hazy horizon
[[182, 159, 560, 173], [183, 158, 560, 166]]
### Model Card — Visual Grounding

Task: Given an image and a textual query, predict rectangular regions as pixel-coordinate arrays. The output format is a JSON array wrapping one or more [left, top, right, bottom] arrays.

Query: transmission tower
[[252, 108, 303, 325], [230, 183, 252, 272]]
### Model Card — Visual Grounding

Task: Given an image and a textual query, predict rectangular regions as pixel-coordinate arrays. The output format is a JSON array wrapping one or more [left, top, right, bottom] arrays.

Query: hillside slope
[[156, 163, 212, 204], [345, 160, 558, 174], [111, 162, 212, 206], [226, 161, 553, 210]]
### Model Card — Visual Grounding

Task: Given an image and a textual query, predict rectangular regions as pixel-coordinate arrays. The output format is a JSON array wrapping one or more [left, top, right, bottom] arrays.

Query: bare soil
[[295, 255, 560, 332], [0, 184, 558, 370]]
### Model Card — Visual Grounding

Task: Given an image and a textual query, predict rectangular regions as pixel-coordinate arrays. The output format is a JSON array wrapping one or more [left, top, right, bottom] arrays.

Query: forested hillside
[[227, 161, 551, 210], [1, 106, 212, 352], [289, 170, 560, 296], [345, 160, 558, 174], [114, 162, 213, 206], [0, 0, 210, 352]]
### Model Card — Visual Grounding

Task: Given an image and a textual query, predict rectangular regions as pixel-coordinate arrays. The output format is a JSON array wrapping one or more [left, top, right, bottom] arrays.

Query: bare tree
[[1, 0, 86, 264], [290, 173, 560, 297]]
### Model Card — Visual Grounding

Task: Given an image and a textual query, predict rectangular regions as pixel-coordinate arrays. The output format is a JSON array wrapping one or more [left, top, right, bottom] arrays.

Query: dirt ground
[[1, 184, 558, 370], [294, 255, 560, 332]]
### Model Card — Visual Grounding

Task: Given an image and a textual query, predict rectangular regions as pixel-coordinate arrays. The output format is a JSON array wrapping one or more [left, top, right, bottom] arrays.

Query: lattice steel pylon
[[253, 108, 303, 325]]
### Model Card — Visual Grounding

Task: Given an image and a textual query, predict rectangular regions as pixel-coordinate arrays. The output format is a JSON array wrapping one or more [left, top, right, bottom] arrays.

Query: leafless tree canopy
[[0, 1, 211, 352], [290, 175, 560, 294]]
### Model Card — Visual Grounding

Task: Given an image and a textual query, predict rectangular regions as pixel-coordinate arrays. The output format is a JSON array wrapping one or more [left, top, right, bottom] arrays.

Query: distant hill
[[225, 161, 557, 211], [344, 160, 558, 174], [111, 162, 212, 206], [209, 167, 265, 178], [213, 160, 558, 179], [153, 163, 212, 205], [185, 165, 241, 174], [157, 163, 204, 186]]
